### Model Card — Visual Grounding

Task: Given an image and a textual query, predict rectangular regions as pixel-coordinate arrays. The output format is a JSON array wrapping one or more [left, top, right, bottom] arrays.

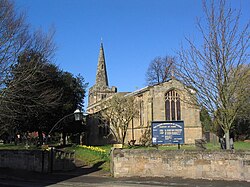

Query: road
[[0, 167, 249, 187]]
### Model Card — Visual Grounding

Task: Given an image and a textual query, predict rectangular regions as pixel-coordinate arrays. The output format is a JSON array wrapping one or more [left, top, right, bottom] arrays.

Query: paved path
[[0, 166, 249, 187]]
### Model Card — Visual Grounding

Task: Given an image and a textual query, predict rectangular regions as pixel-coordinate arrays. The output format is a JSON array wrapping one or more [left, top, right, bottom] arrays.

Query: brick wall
[[111, 149, 250, 181]]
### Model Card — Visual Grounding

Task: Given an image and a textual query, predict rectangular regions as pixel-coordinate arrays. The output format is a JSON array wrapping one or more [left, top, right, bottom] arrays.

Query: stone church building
[[86, 43, 202, 145]]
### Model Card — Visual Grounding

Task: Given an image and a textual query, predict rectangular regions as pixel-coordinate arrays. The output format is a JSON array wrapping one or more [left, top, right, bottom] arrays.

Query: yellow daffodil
[[79, 145, 106, 154]]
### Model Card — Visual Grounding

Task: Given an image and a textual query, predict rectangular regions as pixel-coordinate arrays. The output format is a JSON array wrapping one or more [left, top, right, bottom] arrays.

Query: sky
[[14, 0, 250, 108]]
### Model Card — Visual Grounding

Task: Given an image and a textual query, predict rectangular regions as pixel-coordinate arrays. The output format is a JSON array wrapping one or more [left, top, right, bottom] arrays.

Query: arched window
[[165, 90, 181, 120]]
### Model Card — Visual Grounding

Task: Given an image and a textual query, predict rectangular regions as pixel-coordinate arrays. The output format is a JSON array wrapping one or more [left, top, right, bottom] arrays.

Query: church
[[86, 43, 202, 145]]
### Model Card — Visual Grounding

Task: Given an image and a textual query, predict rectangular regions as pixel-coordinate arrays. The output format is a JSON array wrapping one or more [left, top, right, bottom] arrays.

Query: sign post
[[151, 121, 184, 146]]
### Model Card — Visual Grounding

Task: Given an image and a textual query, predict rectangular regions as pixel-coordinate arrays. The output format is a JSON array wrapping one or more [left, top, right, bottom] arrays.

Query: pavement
[[0, 164, 249, 187]]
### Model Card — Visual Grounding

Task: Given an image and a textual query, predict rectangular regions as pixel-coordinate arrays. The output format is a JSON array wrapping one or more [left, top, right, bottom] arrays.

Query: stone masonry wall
[[0, 150, 49, 172], [0, 149, 76, 172], [111, 149, 250, 181]]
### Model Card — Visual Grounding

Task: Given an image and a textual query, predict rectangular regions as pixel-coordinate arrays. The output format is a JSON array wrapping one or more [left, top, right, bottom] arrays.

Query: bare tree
[[0, 0, 29, 135], [0, 0, 55, 90], [26, 28, 56, 61], [97, 94, 138, 145], [146, 55, 176, 86], [0, 0, 57, 137], [0, 0, 29, 87], [0, 28, 56, 116], [177, 0, 250, 149]]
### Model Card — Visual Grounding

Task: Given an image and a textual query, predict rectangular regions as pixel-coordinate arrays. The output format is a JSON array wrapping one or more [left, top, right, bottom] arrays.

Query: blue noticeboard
[[151, 121, 184, 145]]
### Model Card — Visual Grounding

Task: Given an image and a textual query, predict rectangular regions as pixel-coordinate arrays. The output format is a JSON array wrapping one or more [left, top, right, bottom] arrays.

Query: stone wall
[[111, 149, 250, 181], [0, 149, 76, 172], [0, 150, 49, 172]]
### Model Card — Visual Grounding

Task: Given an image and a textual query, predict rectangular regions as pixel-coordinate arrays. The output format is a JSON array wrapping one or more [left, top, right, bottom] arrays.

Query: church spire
[[95, 42, 108, 87], [87, 41, 117, 108]]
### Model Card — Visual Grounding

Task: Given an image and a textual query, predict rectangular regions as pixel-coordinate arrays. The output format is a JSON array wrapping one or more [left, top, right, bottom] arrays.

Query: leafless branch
[[177, 0, 250, 149]]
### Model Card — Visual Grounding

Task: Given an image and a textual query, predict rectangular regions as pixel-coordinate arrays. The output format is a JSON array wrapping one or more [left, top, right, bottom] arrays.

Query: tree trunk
[[225, 129, 230, 150], [122, 126, 128, 145]]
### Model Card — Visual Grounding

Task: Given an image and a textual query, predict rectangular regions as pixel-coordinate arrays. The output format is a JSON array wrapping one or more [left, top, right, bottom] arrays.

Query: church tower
[[87, 42, 117, 109]]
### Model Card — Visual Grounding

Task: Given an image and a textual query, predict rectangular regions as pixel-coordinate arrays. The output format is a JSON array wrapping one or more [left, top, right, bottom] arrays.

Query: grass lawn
[[0, 143, 37, 150], [232, 141, 250, 150], [149, 141, 250, 151], [203, 141, 250, 150], [123, 141, 250, 151], [125, 144, 197, 150], [64, 145, 112, 172]]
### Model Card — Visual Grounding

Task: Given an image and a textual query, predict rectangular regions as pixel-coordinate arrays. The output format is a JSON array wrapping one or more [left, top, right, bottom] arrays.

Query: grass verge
[[124, 141, 250, 151], [64, 145, 112, 172], [0, 143, 37, 150]]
